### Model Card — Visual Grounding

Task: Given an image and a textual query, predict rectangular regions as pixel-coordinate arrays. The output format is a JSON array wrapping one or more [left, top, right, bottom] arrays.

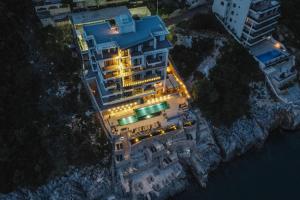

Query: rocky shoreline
[[1, 84, 300, 200], [186, 83, 300, 190]]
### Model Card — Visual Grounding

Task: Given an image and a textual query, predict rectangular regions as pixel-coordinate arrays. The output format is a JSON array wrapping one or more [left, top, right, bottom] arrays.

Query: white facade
[[35, 2, 71, 27], [213, 0, 299, 102], [213, 0, 280, 47]]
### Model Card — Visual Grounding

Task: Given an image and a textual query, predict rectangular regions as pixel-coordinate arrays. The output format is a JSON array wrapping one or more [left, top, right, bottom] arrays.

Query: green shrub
[[170, 38, 214, 78], [192, 42, 264, 126]]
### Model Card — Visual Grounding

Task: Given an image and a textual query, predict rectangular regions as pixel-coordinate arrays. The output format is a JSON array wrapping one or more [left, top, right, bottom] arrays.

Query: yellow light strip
[[124, 77, 161, 87], [108, 102, 138, 114], [146, 95, 171, 104], [172, 69, 191, 99]]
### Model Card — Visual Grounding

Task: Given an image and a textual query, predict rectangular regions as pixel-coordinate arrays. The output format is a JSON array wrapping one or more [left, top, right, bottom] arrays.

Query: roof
[[83, 16, 168, 49], [71, 6, 131, 25]]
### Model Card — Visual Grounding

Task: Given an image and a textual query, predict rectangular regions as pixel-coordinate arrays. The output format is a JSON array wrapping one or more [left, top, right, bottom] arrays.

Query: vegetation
[[192, 42, 264, 126], [0, 0, 111, 193], [178, 13, 226, 34], [170, 38, 215, 78], [145, 0, 185, 16], [281, 0, 300, 46]]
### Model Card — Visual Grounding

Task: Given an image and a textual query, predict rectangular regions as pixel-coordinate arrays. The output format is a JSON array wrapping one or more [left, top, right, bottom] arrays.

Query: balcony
[[130, 50, 143, 57], [102, 64, 119, 72], [143, 45, 155, 52], [146, 57, 163, 66], [103, 71, 120, 80], [248, 11, 280, 24], [245, 18, 278, 31], [102, 49, 118, 59], [242, 35, 267, 47], [146, 62, 166, 69], [108, 88, 122, 95], [104, 81, 117, 89], [243, 26, 275, 38], [250, 0, 280, 13], [120, 50, 130, 57], [123, 75, 162, 88]]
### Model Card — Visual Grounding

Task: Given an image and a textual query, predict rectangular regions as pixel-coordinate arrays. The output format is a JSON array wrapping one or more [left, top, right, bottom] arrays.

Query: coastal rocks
[[0, 166, 113, 200], [213, 118, 266, 162], [212, 83, 300, 163], [187, 110, 222, 187]]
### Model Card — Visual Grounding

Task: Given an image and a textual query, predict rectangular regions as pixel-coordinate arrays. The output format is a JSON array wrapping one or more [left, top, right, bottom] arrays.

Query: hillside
[[0, 0, 110, 193]]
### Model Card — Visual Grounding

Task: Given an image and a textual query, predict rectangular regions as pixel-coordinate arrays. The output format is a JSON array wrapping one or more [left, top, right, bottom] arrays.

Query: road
[[165, 4, 210, 26]]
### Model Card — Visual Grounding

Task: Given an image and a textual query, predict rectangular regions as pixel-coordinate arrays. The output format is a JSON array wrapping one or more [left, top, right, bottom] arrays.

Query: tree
[[193, 42, 264, 126]]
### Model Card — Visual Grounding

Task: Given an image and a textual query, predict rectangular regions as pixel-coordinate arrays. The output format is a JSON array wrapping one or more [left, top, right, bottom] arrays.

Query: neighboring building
[[72, 0, 129, 9], [213, 0, 300, 103], [186, 0, 208, 9], [34, 0, 71, 26], [71, 6, 195, 171], [213, 0, 280, 47], [129, 6, 151, 17]]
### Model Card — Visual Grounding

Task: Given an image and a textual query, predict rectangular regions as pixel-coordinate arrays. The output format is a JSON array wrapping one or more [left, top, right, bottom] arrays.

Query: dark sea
[[172, 130, 300, 200]]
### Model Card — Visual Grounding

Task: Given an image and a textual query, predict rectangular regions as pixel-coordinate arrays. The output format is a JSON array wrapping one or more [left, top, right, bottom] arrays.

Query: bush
[[192, 42, 264, 126], [170, 38, 214, 78]]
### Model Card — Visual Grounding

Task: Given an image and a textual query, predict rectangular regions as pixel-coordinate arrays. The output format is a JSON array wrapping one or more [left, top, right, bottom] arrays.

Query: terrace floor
[[104, 95, 188, 139]]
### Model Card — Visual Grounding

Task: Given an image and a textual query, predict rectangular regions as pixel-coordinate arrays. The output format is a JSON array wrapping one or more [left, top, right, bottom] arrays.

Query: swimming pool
[[118, 101, 170, 126], [118, 116, 138, 126], [135, 102, 169, 118], [256, 50, 282, 64]]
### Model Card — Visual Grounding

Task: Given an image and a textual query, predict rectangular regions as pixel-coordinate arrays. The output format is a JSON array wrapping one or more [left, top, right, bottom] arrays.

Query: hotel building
[[71, 6, 196, 168]]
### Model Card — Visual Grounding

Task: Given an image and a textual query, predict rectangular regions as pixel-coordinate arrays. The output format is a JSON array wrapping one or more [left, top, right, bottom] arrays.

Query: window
[[233, 3, 236, 8], [116, 154, 123, 161], [186, 134, 193, 140], [133, 58, 141, 66], [221, 1, 224, 6]]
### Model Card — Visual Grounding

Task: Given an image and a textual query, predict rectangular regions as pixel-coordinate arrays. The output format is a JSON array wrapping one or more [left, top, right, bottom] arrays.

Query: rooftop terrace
[[83, 15, 168, 49]]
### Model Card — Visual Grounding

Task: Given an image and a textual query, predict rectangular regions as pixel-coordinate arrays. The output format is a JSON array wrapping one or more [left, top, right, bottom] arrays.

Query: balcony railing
[[123, 75, 162, 88], [104, 81, 117, 89], [248, 12, 280, 24], [243, 26, 274, 38], [103, 71, 120, 79], [242, 35, 267, 46], [102, 64, 119, 72], [245, 18, 278, 31], [146, 57, 163, 66], [250, 0, 280, 13]]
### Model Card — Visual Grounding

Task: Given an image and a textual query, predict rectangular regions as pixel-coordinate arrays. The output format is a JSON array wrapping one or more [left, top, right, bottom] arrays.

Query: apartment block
[[213, 0, 300, 103], [213, 0, 280, 47], [34, 0, 71, 27], [72, 0, 129, 9]]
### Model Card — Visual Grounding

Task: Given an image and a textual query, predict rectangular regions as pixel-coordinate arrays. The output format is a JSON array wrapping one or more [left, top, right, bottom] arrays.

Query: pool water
[[256, 50, 282, 64], [135, 102, 169, 118], [118, 116, 138, 126], [118, 101, 170, 126]]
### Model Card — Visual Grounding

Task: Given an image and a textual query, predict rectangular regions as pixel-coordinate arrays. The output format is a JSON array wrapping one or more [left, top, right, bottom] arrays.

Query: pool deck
[[104, 95, 187, 139]]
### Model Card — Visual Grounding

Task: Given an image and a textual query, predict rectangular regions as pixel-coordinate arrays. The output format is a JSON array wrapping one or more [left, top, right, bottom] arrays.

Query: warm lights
[[274, 42, 281, 49], [108, 102, 138, 114], [171, 67, 191, 99], [147, 95, 171, 104], [124, 77, 161, 87]]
